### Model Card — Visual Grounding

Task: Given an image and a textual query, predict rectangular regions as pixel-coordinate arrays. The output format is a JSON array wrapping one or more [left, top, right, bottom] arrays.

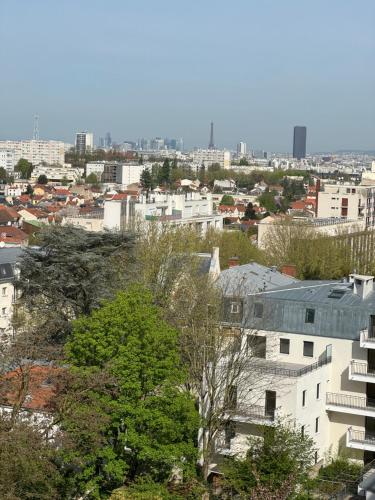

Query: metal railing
[[326, 392, 375, 412], [253, 353, 332, 378], [360, 329, 375, 343], [348, 427, 375, 447], [233, 404, 275, 421], [350, 360, 375, 377]]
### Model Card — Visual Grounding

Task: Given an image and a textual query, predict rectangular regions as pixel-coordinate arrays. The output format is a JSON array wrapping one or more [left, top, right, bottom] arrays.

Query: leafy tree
[[220, 194, 235, 206], [0, 418, 61, 499], [62, 287, 199, 496], [15, 158, 33, 179], [140, 169, 153, 191], [86, 172, 99, 184], [159, 159, 171, 185], [258, 191, 277, 212], [239, 157, 249, 166], [244, 202, 257, 220], [61, 176, 69, 186], [138, 154, 143, 165], [37, 174, 48, 184], [222, 420, 315, 498], [26, 184, 34, 195], [0, 167, 7, 182], [16, 225, 135, 344], [171, 157, 178, 170]]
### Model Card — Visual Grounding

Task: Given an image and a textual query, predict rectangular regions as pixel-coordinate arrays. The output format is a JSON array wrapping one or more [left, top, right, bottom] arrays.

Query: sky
[[0, 0, 374, 153]]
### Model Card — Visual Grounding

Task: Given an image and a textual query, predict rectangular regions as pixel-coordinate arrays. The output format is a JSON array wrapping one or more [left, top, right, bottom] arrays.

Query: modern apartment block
[[0, 149, 15, 173], [75, 132, 94, 155], [317, 184, 375, 228], [192, 149, 231, 169], [215, 266, 375, 468], [0, 140, 65, 167]]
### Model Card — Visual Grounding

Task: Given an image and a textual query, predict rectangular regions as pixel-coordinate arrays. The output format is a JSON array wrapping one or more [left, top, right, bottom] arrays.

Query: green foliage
[[37, 174, 48, 184], [140, 168, 154, 191], [159, 159, 171, 185], [244, 202, 257, 220], [239, 157, 249, 165], [220, 194, 235, 206], [15, 158, 33, 179], [222, 420, 315, 498], [257, 190, 277, 212], [0, 167, 7, 182], [86, 172, 99, 184], [26, 184, 33, 195], [62, 288, 199, 496], [318, 457, 362, 483]]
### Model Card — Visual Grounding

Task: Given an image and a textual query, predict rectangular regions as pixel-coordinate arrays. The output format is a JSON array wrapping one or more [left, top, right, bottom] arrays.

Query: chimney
[[228, 256, 240, 268], [281, 264, 297, 278], [349, 274, 374, 300]]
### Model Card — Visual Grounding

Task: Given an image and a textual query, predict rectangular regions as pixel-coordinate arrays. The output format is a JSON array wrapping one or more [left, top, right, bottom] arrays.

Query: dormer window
[[305, 308, 315, 324]]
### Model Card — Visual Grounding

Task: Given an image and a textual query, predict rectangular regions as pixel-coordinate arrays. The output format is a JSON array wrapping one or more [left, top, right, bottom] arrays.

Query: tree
[[257, 191, 277, 212], [16, 225, 135, 345], [159, 159, 171, 185], [140, 168, 153, 191], [244, 202, 257, 220], [85, 172, 99, 184], [239, 157, 249, 166], [220, 194, 235, 206], [26, 184, 33, 195], [61, 288, 199, 497], [222, 420, 315, 499], [15, 158, 33, 179], [61, 176, 69, 186], [0, 167, 7, 182], [171, 157, 178, 170], [37, 174, 48, 184]]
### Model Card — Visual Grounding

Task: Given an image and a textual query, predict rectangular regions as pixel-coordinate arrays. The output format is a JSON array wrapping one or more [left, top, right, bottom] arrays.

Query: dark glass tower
[[293, 126, 307, 159]]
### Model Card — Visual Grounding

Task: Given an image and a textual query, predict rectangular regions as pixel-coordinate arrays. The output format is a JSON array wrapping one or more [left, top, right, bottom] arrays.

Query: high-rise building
[[0, 140, 65, 167], [208, 122, 215, 150], [237, 142, 247, 156], [75, 132, 94, 156], [105, 132, 112, 149], [293, 126, 307, 159]]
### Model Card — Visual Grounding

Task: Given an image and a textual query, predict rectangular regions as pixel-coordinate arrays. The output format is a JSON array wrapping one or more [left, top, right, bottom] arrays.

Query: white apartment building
[[317, 183, 375, 228], [0, 248, 22, 343], [75, 132, 94, 155], [116, 163, 151, 187], [30, 164, 82, 183], [0, 140, 65, 167], [0, 149, 15, 173], [215, 264, 375, 471], [192, 149, 231, 169], [236, 142, 247, 156]]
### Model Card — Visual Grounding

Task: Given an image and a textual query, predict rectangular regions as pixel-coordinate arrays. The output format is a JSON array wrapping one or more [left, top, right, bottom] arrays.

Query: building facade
[[75, 132, 94, 155], [293, 126, 307, 159], [0, 140, 65, 167], [192, 149, 231, 169]]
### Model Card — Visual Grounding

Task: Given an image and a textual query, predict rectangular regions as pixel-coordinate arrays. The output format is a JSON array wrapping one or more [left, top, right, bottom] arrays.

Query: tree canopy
[[37, 174, 48, 184], [15, 158, 33, 179]]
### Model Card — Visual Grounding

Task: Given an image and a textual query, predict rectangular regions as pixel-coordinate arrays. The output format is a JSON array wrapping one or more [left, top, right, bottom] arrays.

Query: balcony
[[349, 361, 375, 383], [360, 329, 375, 349], [230, 404, 276, 425], [326, 392, 375, 417], [347, 427, 375, 452]]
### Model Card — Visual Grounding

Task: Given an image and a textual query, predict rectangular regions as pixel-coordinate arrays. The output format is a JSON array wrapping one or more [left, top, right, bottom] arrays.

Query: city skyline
[[0, 1, 374, 152]]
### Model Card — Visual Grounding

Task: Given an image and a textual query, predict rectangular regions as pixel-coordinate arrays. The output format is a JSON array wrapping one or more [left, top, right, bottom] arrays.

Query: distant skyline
[[0, 0, 374, 152]]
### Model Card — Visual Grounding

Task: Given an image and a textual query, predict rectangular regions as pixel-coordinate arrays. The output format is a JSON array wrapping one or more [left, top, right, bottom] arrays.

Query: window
[[224, 421, 236, 448], [2, 307, 6, 316], [254, 302, 263, 318], [230, 302, 240, 314], [315, 417, 319, 433], [316, 383, 320, 399], [280, 338, 290, 354], [248, 335, 266, 358], [2, 287, 6, 296], [314, 451, 318, 464], [305, 309, 315, 324], [303, 341, 314, 357], [302, 390, 306, 407], [301, 425, 305, 438], [341, 197, 348, 207], [341, 207, 348, 217]]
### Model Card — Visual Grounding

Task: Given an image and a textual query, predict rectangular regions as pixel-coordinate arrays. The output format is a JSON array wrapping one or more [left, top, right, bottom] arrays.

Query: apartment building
[[30, 164, 82, 183], [0, 248, 22, 343], [75, 132, 93, 155], [317, 183, 375, 228], [0, 149, 15, 173], [215, 267, 375, 469], [192, 149, 231, 169], [0, 140, 65, 167]]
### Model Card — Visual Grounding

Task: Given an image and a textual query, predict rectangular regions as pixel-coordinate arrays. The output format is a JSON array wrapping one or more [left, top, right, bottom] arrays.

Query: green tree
[[86, 172, 99, 184], [140, 169, 153, 191], [258, 191, 277, 212], [239, 157, 249, 166], [222, 420, 315, 499], [15, 158, 33, 179], [26, 184, 34, 195], [0, 167, 7, 182], [61, 176, 69, 186], [62, 287, 199, 497], [37, 174, 48, 184], [220, 194, 235, 206], [159, 159, 171, 185], [244, 202, 257, 220], [16, 225, 135, 344]]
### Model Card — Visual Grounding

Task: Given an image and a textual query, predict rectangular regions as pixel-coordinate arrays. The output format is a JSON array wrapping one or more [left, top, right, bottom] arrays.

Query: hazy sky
[[1, 0, 374, 152]]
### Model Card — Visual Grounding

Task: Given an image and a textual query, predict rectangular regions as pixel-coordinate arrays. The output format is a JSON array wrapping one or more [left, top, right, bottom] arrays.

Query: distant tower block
[[208, 121, 215, 150], [33, 114, 39, 140]]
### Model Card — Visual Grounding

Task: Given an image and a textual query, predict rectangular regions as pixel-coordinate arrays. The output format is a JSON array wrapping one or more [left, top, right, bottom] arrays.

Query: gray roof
[[0, 247, 23, 265], [243, 280, 375, 341], [218, 262, 299, 297]]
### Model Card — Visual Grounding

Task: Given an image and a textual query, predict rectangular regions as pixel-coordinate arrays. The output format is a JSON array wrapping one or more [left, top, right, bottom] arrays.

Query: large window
[[254, 302, 263, 318], [303, 341, 314, 357], [305, 308, 315, 324], [280, 338, 290, 354]]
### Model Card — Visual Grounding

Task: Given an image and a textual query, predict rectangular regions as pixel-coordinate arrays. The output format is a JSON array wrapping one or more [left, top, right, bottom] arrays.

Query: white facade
[[86, 162, 106, 180], [317, 184, 375, 228], [236, 142, 247, 156], [0, 140, 65, 167], [0, 149, 15, 173], [30, 164, 82, 182], [116, 163, 151, 187], [192, 149, 231, 169], [75, 132, 94, 155]]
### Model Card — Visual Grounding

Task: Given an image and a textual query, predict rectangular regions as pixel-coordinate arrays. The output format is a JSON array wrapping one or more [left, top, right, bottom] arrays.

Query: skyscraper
[[293, 126, 307, 159], [105, 132, 112, 149], [237, 142, 247, 156], [208, 122, 215, 150], [75, 132, 94, 156]]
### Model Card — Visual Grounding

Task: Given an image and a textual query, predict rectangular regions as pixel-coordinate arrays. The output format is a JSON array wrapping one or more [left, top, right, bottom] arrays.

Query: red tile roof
[[0, 226, 28, 245]]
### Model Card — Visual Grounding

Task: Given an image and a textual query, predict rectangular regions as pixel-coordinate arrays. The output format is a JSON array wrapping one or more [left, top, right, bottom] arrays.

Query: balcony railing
[[350, 361, 375, 378], [326, 392, 375, 413], [252, 353, 332, 378], [360, 329, 375, 344], [348, 427, 375, 448], [234, 404, 275, 421]]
